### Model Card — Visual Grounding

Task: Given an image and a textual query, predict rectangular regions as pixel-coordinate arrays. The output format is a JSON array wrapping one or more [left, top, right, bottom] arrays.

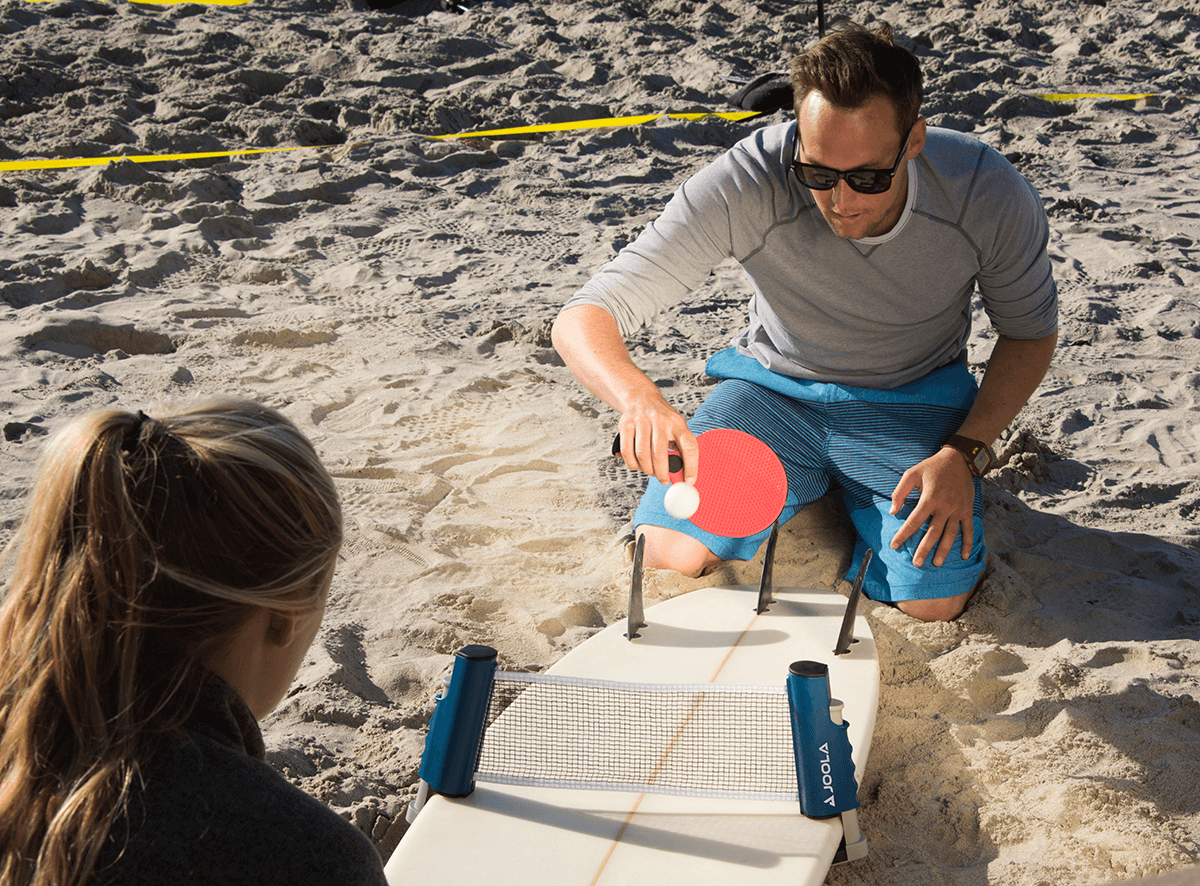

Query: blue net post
[[417, 644, 498, 799], [786, 660, 868, 862]]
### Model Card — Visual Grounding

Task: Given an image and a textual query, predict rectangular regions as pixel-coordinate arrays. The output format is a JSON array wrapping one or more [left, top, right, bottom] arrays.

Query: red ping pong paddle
[[612, 428, 787, 537]]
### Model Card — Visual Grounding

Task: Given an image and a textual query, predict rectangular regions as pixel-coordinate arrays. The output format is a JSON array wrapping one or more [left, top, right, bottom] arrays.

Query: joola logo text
[[819, 742, 836, 807]]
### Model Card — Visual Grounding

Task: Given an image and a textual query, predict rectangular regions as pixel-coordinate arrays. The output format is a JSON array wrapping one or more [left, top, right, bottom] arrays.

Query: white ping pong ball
[[664, 482, 700, 520]]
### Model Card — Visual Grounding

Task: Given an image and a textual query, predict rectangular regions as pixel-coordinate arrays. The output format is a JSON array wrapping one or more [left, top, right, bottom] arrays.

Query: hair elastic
[[122, 410, 154, 454]]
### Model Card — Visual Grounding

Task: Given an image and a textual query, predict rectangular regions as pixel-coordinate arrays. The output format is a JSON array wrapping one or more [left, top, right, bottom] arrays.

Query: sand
[[2, 0, 1199, 881]]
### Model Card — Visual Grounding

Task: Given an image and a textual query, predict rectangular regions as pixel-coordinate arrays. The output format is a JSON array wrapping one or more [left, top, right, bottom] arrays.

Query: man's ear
[[907, 117, 928, 159], [267, 610, 298, 648]]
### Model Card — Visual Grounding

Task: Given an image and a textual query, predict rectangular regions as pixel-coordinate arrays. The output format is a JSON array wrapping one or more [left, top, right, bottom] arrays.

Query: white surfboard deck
[[385, 584, 879, 886]]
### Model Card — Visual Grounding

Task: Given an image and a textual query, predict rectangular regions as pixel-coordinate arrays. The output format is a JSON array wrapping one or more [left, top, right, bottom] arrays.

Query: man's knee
[[636, 525, 722, 577], [895, 589, 972, 623]]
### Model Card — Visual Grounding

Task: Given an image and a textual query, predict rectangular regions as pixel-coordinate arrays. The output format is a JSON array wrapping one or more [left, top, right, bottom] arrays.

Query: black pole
[[817, 0, 826, 38]]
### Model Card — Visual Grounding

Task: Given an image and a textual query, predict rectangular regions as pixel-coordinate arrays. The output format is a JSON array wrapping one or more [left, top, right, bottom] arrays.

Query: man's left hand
[[889, 447, 975, 567]]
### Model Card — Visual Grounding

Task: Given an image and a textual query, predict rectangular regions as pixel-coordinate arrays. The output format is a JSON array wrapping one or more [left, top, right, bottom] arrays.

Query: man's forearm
[[552, 303, 699, 482], [954, 331, 1058, 447], [551, 304, 663, 414]]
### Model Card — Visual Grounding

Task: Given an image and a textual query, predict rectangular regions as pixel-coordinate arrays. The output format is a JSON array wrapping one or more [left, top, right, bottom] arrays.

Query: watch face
[[946, 436, 991, 476]]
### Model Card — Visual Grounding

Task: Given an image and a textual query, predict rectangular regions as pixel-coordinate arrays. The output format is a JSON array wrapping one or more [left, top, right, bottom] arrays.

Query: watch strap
[[943, 434, 994, 477]]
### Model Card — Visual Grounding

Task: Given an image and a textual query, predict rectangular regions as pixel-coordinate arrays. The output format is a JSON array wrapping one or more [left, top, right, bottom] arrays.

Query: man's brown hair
[[790, 21, 923, 134]]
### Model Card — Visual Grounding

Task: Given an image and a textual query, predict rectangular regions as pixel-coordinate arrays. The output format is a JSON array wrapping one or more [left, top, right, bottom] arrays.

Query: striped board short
[[634, 348, 986, 603]]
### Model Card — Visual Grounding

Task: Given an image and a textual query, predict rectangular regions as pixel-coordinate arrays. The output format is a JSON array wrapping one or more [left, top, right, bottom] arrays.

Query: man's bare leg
[[895, 588, 974, 623], [640, 526, 975, 621], [636, 525, 723, 577]]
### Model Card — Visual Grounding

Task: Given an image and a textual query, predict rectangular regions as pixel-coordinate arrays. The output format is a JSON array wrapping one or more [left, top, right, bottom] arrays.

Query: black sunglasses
[[792, 124, 913, 195]]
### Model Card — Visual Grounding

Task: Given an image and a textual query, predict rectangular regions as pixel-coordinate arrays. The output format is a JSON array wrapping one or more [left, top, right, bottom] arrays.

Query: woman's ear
[[267, 610, 298, 648]]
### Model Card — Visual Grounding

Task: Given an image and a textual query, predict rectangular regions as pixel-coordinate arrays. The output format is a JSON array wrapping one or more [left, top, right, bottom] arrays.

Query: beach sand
[[2, 0, 1199, 881]]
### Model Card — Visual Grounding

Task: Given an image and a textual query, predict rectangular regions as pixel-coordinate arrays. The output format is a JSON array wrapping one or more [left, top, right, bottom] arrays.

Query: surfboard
[[384, 581, 878, 885]]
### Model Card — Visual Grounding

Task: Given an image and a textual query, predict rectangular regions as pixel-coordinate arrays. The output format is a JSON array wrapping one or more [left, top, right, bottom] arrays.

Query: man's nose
[[831, 180, 858, 207]]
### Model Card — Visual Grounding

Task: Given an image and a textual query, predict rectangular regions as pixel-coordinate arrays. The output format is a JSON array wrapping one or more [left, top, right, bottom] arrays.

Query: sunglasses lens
[[796, 165, 838, 190], [846, 172, 889, 194], [795, 163, 892, 194]]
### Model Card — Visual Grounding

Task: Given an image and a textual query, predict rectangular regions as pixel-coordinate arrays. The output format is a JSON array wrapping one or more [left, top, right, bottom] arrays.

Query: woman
[[0, 400, 387, 886]]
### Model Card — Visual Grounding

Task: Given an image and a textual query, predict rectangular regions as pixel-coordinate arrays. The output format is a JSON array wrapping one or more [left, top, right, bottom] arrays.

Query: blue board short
[[634, 348, 986, 604]]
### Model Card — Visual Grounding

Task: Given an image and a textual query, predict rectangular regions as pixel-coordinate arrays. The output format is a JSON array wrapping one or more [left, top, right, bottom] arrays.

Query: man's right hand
[[613, 399, 699, 486], [551, 304, 699, 486]]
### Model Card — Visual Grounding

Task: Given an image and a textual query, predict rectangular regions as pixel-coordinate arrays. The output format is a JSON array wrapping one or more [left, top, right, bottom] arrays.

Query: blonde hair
[[0, 398, 342, 886]]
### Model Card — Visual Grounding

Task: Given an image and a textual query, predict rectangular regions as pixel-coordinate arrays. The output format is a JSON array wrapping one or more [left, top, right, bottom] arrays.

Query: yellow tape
[[1034, 92, 1156, 102], [431, 110, 762, 139], [124, 0, 253, 5], [1, 110, 763, 172], [0, 144, 342, 173]]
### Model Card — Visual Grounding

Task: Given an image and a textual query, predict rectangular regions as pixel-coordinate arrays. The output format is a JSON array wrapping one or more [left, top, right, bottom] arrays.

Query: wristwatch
[[942, 434, 994, 478]]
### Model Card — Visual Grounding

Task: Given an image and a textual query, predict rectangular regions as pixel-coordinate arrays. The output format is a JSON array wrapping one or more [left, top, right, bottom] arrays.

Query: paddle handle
[[611, 433, 683, 474]]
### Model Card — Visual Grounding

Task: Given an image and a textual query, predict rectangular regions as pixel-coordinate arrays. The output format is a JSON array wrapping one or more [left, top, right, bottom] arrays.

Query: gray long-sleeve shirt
[[564, 122, 1058, 390]]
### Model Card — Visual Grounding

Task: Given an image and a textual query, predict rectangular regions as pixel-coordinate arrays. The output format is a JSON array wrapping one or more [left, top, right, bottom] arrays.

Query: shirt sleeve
[[561, 137, 779, 338], [968, 152, 1059, 340]]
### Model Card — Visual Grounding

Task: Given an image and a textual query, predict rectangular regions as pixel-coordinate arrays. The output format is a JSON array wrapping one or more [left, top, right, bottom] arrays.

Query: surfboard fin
[[626, 533, 646, 640], [834, 548, 872, 655], [756, 518, 780, 613]]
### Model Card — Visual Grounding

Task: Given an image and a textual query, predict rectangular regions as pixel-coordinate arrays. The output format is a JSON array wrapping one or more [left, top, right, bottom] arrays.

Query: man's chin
[[824, 215, 867, 240]]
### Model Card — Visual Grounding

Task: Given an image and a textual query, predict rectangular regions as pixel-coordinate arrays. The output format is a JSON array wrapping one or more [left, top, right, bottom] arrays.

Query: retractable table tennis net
[[478, 671, 799, 801], [412, 646, 860, 821]]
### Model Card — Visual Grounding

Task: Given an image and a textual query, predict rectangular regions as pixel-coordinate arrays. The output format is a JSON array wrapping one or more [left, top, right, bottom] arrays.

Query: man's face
[[795, 91, 925, 241]]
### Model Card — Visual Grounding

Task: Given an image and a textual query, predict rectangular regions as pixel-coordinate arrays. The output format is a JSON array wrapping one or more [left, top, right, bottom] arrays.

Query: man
[[551, 22, 1058, 622]]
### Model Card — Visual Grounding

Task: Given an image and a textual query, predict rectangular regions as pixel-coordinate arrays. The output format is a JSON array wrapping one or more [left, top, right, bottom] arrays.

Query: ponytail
[[0, 399, 341, 886]]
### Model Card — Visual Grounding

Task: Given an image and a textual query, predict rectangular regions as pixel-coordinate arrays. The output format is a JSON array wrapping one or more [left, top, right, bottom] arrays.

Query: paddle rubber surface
[[674, 428, 787, 537]]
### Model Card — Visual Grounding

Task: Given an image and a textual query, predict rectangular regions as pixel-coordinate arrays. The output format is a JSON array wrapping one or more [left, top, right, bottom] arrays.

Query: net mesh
[[477, 672, 799, 801]]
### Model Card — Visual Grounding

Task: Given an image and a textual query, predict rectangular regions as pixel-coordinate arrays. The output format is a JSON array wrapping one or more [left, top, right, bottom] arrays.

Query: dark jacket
[[92, 676, 388, 885]]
